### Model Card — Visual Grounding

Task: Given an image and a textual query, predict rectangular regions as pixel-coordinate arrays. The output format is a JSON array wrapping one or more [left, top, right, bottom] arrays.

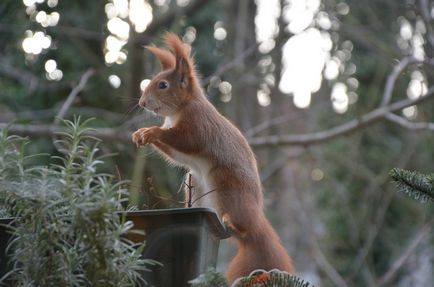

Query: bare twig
[[385, 113, 434, 131], [0, 58, 38, 91], [202, 42, 259, 86], [260, 148, 303, 182], [380, 57, 419, 107], [185, 173, 194, 208], [54, 69, 95, 124], [418, 0, 434, 48], [0, 107, 127, 123], [376, 220, 433, 286], [347, 138, 420, 280], [0, 123, 132, 142], [288, 166, 349, 287], [244, 113, 300, 137], [54, 25, 104, 41], [248, 85, 434, 147], [311, 240, 349, 287], [191, 189, 217, 205], [349, 190, 394, 278], [0, 56, 69, 93], [2, 55, 434, 147], [1, 87, 433, 146], [144, 177, 184, 209], [51, 68, 95, 152]]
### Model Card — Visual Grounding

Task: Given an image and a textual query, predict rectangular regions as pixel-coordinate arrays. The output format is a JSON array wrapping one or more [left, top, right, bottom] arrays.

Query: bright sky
[[256, 0, 352, 112]]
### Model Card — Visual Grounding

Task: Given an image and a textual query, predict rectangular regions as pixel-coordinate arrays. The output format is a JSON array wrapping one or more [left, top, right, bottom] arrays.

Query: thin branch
[[248, 85, 434, 147], [0, 108, 128, 123], [418, 0, 434, 48], [380, 57, 419, 107], [248, 57, 434, 147], [186, 173, 194, 208], [1, 87, 434, 146], [385, 113, 434, 131], [202, 42, 259, 86], [311, 240, 349, 287], [0, 55, 70, 93], [54, 68, 95, 124], [0, 58, 39, 92], [244, 112, 300, 138], [260, 149, 303, 182], [349, 190, 395, 279], [376, 220, 433, 286], [191, 189, 217, 205], [288, 168, 349, 287], [347, 139, 420, 280], [0, 123, 131, 143], [53, 25, 104, 41]]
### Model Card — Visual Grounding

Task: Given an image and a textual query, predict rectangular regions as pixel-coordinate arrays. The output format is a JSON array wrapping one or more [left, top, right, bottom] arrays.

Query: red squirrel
[[132, 33, 294, 284]]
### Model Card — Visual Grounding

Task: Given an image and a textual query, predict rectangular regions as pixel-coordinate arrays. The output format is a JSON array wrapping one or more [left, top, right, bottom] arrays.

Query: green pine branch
[[189, 268, 314, 287], [389, 168, 434, 203], [234, 269, 313, 287]]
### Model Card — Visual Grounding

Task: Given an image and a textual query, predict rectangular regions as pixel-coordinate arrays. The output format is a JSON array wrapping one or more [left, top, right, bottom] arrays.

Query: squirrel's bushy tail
[[225, 213, 294, 284]]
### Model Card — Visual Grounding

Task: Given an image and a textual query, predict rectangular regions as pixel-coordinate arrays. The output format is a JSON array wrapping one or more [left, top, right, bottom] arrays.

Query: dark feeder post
[[126, 207, 230, 287], [124, 173, 230, 286]]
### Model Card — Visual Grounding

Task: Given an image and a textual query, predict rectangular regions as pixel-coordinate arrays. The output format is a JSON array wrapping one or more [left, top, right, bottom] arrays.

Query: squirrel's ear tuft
[[163, 33, 191, 61], [164, 32, 197, 89], [144, 45, 175, 71]]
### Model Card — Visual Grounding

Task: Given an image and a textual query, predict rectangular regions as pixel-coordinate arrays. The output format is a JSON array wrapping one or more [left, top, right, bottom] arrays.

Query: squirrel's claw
[[131, 130, 142, 147], [132, 127, 160, 147]]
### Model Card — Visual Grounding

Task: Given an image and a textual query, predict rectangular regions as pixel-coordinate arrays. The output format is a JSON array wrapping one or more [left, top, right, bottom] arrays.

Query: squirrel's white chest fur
[[162, 116, 175, 129], [162, 115, 216, 210]]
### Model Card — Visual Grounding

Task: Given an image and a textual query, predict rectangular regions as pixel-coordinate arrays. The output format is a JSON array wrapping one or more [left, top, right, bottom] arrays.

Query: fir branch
[[389, 168, 434, 203], [233, 269, 313, 287], [190, 268, 315, 287]]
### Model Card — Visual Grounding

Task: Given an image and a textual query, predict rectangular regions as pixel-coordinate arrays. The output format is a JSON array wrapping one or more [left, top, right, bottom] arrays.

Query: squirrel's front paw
[[132, 127, 160, 147]]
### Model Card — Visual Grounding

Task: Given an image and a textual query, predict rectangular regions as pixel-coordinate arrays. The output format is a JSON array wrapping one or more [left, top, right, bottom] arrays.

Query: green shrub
[[0, 118, 154, 286]]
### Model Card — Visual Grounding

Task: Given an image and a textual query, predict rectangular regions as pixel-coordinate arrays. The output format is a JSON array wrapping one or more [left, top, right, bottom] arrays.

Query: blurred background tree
[[0, 0, 433, 286]]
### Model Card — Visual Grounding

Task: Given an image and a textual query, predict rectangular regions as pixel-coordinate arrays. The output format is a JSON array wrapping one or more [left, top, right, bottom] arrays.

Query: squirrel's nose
[[139, 98, 146, 108]]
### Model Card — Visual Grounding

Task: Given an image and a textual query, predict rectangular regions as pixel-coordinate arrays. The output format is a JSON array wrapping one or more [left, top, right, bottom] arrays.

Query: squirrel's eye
[[158, 81, 169, 89]]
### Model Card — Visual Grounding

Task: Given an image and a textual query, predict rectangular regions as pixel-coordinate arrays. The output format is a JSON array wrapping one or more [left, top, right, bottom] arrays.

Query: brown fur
[[144, 45, 175, 70], [132, 33, 294, 284]]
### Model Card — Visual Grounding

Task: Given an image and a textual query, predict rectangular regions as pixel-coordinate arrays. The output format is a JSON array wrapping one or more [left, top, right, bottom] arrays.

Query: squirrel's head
[[140, 33, 199, 117]]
